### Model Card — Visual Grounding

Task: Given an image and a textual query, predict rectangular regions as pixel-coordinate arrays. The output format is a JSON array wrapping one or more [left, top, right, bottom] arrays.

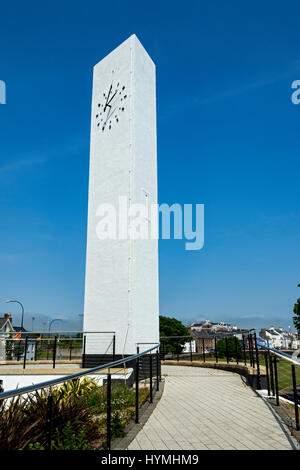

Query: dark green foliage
[[28, 423, 90, 450], [85, 383, 148, 413], [292, 284, 300, 333], [159, 315, 189, 353], [28, 442, 45, 450], [216, 337, 242, 359], [0, 388, 98, 450], [52, 422, 90, 450], [0, 380, 149, 450], [111, 411, 125, 438]]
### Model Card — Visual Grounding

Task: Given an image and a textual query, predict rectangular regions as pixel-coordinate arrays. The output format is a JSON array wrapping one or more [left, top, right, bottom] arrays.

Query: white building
[[0, 314, 14, 361], [259, 326, 298, 350]]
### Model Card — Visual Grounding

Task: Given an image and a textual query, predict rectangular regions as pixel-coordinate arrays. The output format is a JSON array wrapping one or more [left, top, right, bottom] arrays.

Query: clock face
[[95, 76, 127, 132]]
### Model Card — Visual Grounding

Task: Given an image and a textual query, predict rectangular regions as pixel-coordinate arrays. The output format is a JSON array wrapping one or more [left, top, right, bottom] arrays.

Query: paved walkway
[[128, 365, 298, 450]]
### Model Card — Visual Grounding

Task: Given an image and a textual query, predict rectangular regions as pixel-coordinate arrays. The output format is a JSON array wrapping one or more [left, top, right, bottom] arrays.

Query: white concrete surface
[[0, 369, 133, 393], [83, 34, 159, 356], [128, 365, 299, 450]]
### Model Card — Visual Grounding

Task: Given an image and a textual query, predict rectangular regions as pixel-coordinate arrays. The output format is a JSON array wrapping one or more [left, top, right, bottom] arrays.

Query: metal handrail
[[0, 343, 160, 401], [257, 342, 300, 366]]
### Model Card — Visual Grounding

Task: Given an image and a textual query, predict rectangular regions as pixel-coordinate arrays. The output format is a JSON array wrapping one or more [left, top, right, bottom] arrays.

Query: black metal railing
[[0, 331, 116, 369], [257, 342, 300, 431], [0, 342, 160, 450]]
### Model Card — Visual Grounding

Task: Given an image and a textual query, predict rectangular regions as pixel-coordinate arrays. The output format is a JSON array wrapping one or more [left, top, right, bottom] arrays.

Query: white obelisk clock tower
[[83, 35, 159, 365]]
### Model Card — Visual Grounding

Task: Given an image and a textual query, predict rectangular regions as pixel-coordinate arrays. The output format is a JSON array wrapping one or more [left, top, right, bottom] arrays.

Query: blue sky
[[0, 0, 299, 331]]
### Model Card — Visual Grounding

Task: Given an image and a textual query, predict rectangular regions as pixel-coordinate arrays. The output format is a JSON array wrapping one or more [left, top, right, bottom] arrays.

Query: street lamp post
[[47, 319, 62, 361], [48, 319, 62, 336], [6, 300, 25, 331]]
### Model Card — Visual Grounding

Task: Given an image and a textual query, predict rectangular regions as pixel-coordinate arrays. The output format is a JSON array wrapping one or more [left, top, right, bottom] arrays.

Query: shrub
[[0, 387, 98, 450], [51, 422, 90, 450]]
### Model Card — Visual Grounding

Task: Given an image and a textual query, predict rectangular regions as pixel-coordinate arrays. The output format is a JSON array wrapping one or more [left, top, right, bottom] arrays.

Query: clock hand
[[103, 104, 118, 129], [104, 84, 112, 112], [106, 89, 117, 106]]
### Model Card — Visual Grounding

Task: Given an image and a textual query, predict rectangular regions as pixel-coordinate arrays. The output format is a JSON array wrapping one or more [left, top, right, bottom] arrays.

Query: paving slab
[[128, 365, 299, 451]]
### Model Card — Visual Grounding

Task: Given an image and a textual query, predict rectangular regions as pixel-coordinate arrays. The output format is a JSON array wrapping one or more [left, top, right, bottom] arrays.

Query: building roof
[[0, 318, 8, 329], [12, 326, 27, 332]]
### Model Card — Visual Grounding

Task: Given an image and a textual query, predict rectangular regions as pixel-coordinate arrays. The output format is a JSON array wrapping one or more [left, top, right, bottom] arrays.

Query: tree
[[216, 336, 242, 359], [159, 315, 189, 354], [293, 284, 300, 333]]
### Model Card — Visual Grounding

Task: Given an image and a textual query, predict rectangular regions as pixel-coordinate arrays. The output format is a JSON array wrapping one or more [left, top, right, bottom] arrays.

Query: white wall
[[83, 35, 159, 355]]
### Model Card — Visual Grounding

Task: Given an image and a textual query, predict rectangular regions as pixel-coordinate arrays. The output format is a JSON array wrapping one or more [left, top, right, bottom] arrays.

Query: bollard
[[190, 339, 193, 362], [202, 338, 205, 362]]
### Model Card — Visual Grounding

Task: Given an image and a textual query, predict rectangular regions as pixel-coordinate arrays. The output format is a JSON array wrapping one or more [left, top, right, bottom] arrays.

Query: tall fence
[[0, 343, 160, 450]]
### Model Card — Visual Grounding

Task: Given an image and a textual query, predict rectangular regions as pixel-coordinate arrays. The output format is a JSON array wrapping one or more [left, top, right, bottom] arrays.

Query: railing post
[[242, 335, 247, 365], [215, 337, 218, 363], [291, 364, 300, 431], [269, 352, 275, 396], [156, 349, 159, 391], [34, 338, 38, 361], [264, 351, 270, 396], [225, 337, 229, 364], [45, 393, 53, 451], [248, 334, 253, 367], [202, 338, 205, 362], [23, 336, 28, 370], [52, 336, 57, 369], [149, 353, 153, 404], [82, 335, 86, 367], [273, 356, 279, 406], [69, 340, 72, 361], [106, 372, 111, 450], [190, 339, 193, 362], [235, 336, 239, 365], [251, 334, 255, 367], [254, 333, 261, 389], [135, 347, 139, 424], [112, 335, 116, 362]]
